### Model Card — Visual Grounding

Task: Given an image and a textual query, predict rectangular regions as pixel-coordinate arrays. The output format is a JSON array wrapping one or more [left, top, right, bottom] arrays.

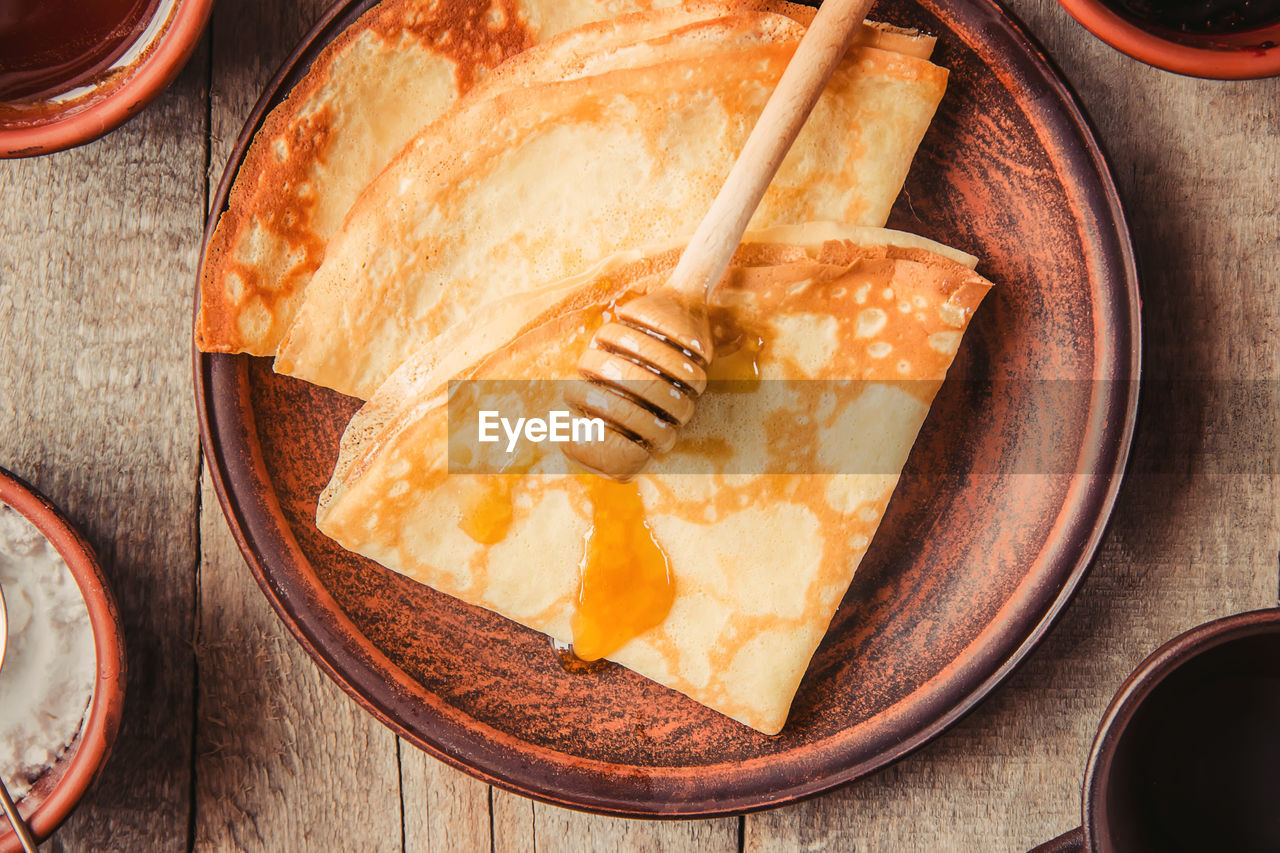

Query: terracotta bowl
[[0, 0, 214, 158], [1055, 0, 1280, 78], [0, 468, 126, 852]]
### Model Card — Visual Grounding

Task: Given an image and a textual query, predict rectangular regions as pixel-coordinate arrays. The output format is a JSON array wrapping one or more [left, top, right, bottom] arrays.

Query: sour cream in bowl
[[0, 468, 125, 851]]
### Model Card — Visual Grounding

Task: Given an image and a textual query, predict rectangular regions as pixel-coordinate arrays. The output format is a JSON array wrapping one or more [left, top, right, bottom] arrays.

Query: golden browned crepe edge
[[196, 0, 549, 355], [474, 14, 936, 102]]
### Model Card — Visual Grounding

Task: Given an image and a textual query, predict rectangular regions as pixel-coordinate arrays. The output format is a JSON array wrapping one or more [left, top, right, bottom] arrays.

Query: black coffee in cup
[[1101, 634, 1280, 852]]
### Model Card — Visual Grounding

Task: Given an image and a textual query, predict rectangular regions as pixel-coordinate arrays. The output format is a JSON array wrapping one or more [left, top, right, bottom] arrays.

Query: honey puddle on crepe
[[317, 230, 991, 734]]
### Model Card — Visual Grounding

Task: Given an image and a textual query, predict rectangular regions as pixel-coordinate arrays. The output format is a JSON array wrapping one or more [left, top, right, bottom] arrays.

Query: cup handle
[[1029, 827, 1085, 852]]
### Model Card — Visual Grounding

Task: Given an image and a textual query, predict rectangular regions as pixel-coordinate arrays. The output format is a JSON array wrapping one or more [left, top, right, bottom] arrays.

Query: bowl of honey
[[1056, 0, 1280, 77], [0, 0, 213, 157]]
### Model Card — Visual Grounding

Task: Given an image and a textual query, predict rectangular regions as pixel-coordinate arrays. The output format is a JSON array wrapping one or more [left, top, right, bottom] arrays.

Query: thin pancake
[[198, 1, 931, 355], [316, 229, 991, 733], [275, 41, 949, 399]]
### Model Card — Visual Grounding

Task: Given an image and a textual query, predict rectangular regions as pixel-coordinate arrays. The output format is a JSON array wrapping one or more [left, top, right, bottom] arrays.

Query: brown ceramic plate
[[194, 0, 1139, 817]]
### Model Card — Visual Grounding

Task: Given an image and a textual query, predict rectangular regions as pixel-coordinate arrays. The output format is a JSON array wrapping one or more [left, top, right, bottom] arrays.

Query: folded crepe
[[197, 0, 930, 356], [316, 227, 991, 733], [273, 31, 948, 399], [197, 0, 666, 356]]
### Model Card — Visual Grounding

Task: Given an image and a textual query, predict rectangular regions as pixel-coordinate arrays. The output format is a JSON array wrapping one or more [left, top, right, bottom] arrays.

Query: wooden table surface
[[2, 0, 1278, 850]]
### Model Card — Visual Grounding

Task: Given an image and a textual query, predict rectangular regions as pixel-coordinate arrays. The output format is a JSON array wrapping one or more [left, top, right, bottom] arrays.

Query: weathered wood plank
[[746, 0, 1280, 848], [491, 789, 535, 853], [192, 470, 403, 852], [491, 786, 739, 852], [400, 747, 492, 852], [519, 805, 738, 853], [0, 40, 210, 851]]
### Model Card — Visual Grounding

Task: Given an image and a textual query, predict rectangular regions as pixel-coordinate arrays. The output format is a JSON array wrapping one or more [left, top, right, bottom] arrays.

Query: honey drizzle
[[570, 477, 675, 662], [458, 467, 677, 662], [550, 636, 609, 674], [457, 454, 535, 545], [708, 309, 765, 391], [458, 478, 517, 544]]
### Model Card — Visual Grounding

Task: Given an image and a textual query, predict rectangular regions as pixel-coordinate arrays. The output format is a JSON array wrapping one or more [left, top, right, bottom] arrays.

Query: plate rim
[[193, 0, 1141, 818]]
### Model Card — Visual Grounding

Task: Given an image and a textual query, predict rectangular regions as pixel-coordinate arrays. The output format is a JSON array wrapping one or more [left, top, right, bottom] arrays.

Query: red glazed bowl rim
[[0, 0, 214, 158], [0, 468, 127, 851], [1055, 0, 1280, 79]]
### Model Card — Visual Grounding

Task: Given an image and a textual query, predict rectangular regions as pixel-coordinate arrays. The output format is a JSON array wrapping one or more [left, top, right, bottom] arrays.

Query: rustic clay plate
[[194, 0, 1139, 817]]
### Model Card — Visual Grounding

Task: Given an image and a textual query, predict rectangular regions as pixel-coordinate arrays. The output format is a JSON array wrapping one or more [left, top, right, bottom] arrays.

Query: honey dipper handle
[[666, 0, 876, 300]]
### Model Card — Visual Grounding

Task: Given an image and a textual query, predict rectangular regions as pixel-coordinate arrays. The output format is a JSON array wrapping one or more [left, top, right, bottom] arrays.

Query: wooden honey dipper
[[565, 0, 876, 480]]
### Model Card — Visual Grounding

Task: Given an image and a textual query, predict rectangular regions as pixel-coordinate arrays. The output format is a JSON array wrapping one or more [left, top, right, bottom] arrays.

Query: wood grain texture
[[0, 43, 209, 853], [399, 748, 490, 852], [193, 470, 402, 852], [1, 0, 1277, 849], [491, 789, 535, 853], [517, 804, 738, 853]]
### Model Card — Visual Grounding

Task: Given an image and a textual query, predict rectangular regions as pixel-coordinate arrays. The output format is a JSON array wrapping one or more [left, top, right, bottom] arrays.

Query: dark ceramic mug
[[1032, 607, 1280, 852]]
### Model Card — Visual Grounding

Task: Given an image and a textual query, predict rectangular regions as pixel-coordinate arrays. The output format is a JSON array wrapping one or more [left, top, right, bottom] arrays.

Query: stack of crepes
[[197, 0, 994, 734]]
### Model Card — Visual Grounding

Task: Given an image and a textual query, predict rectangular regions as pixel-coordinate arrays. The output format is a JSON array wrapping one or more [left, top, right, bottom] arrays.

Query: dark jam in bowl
[[1109, 0, 1280, 35], [0, 0, 159, 102]]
